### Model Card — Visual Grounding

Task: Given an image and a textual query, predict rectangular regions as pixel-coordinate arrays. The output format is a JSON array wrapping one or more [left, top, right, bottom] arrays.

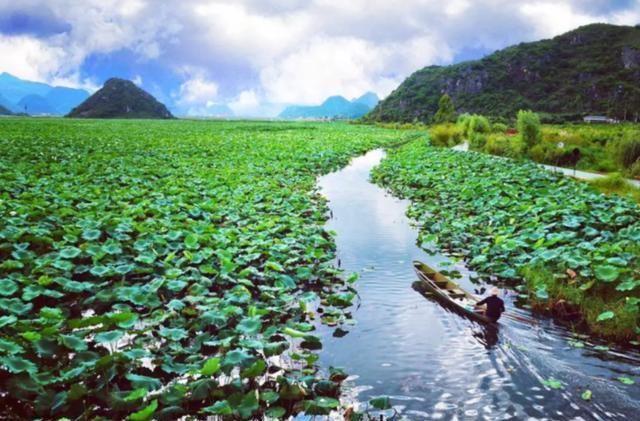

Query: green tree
[[517, 110, 541, 151], [433, 94, 456, 123]]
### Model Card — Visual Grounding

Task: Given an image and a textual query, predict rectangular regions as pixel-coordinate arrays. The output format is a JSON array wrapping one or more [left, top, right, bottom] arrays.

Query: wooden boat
[[412, 260, 494, 324]]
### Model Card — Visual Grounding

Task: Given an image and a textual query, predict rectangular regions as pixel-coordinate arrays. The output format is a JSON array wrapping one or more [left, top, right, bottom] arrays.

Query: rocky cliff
[[367, 24, 640, 123]]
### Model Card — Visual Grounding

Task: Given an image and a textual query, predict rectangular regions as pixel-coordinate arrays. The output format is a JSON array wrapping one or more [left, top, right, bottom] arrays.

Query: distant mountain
[[0, 73, 50, 104], [0, 72, 89, 115], [46, 87, 91, 115], [67, 78, 174, 119], [280, 93, 378, 119], [367, 24, 640, 122], [352, 92, 379, 108], [17, 94, 57, 115], [0, 92, 13, 111], [0, 103, 12, 115]]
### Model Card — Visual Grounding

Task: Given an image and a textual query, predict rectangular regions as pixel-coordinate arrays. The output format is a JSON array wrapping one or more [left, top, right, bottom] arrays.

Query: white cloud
[[0, 35, 66, 82], [520, 2, 602, 38], [177, 74, 219, 105], [260, 34, 452, 105], [0, 0, 181, 88], [228, 89, 260, 114], [1, 0, 638, 114]]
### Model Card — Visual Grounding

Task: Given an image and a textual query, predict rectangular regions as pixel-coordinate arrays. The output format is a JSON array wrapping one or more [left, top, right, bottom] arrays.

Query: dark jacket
[[477, 296, 505, 322]]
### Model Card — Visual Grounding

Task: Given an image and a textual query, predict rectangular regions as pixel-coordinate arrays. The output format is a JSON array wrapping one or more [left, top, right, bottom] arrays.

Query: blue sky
[[0, 0, 638, 116]]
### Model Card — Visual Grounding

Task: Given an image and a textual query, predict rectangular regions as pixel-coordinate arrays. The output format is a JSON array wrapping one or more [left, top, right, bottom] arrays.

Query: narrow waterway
[[316, 149, 640, 420]]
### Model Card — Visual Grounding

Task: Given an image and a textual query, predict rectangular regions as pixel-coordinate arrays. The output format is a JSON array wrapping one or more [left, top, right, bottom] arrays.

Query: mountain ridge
[[0, 72, 90, 115], [67, 78, 174, 119], [367, 24, 640, 122], [280, 92, 379, 119]]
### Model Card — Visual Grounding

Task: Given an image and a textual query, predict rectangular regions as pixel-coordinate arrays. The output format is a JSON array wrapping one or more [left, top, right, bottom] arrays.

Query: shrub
[[589, 173, 628, 191], [457, 113, 472, 137], [433, 94, 457, 124], [430, 124, 462, 147], [617, 137, 640, 169], [469, 115, 491, 135], [517, 110, 541, 151], [492, 122, 508, 133], [484, 134, 523, 158], [469, 133, 487, 151]]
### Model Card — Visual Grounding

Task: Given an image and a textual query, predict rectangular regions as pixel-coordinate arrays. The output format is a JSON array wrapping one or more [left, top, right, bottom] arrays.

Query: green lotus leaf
[[240, 359, 266, 379], [594, 265, 620, 283], [159, 327, 188, 341], [124, 388, 147, 402], [616, 279, 639, 292], [202, 400, 232, 415], [236, 317, 262, 335], [541, 377, 563, 390], [327, 292, 356, 307], [90, 265, 111, 277], [82, 229, 101, 241], [0, 315, 18, 328], [260, 390, 280, 404], [238, 391, 259, 419], [222, 349, 255, 372], [184, 234, 200, 250], [39, 307, 63, 320], [108, 312, 139, 329], [265, 261, 284, 272], [126, 373, 162, 391], [59, 247, 82, 259], [596, 311, 615, 322], [94, 330, 124, 344], [201, 357, 221, 376], [0, 338, 24, 355], [0, 356, 38, 374], [0, 298, 33, 315], [265, 407, 286, 418], [60, 334, 88, 352], [128, 399, 157, 421], [0, 279, 18, 296], [52, 259, 74, 272], [535, 287, 549, 300]]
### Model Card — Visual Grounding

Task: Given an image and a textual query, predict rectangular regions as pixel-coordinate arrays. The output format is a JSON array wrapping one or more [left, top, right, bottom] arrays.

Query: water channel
[[315, 149, 640, 420]]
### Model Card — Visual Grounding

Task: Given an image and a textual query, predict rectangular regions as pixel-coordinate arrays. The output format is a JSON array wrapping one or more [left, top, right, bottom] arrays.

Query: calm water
[[315, 149, 640, 420]]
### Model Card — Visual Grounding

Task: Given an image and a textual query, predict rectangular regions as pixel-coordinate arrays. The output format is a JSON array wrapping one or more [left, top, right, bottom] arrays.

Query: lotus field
[[372, 140, 640, 339], [0, 119, 406, 419]]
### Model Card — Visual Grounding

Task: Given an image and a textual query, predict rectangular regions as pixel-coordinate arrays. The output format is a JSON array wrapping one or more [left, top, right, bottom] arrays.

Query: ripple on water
[[316, 149, 640, 420]]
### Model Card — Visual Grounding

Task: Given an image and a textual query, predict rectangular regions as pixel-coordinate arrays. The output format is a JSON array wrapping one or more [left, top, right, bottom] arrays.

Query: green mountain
[[367, 24, 640, 123], [280, 93, 378, 119], [0, 72, 89, 115], [67, 78, 173, 119]]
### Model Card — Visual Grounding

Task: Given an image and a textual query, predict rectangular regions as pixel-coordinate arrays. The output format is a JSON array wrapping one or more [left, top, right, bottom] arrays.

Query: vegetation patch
[[372, 140, 640, 341], [0, 119, 405, 419]]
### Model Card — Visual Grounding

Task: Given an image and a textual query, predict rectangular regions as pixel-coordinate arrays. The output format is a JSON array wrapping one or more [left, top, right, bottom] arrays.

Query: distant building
[[583, 115, 617, 124]]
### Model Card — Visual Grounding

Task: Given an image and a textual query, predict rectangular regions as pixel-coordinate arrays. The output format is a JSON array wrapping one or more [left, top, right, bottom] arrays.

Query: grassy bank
[[588, 173, 640, 204], [372, 139, 640, 342]]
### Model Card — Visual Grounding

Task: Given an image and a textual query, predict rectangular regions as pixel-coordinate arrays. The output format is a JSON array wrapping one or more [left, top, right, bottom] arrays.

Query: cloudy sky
[[0, 0, 638, 116]]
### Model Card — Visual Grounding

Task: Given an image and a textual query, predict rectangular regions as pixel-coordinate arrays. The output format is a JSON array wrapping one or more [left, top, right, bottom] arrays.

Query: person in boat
[[475, 287, 505, 323]]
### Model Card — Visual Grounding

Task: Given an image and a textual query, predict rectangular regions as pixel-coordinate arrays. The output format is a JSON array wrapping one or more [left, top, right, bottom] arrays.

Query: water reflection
[[317, 149, 640, 420]]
